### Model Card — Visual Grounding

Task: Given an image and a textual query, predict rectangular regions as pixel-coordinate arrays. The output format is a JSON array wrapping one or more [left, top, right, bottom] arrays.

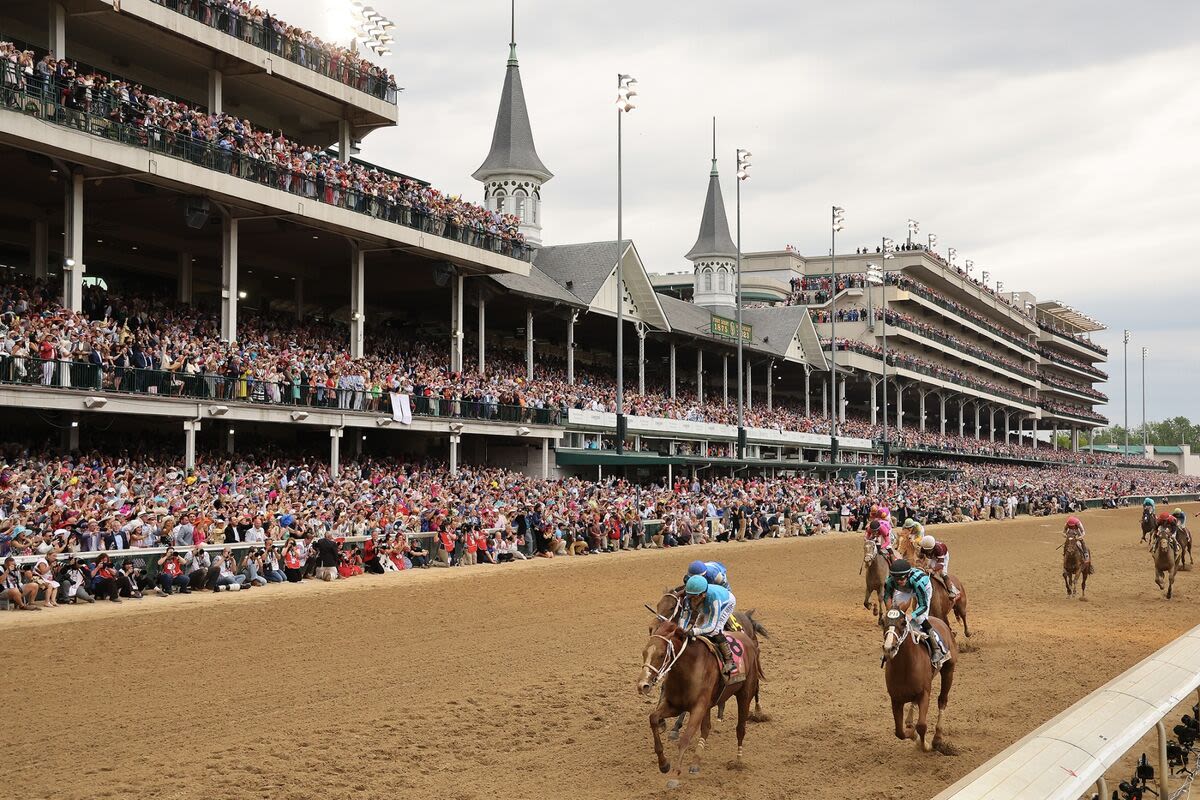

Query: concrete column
[[896, 383, 905, 431], [839, 377, 847, 422], [1005, 412, 1013, 444], [477, 291, 487, 375], [350, 246, 365, 360], [696, 350, 704, 404], [957, 398, 966, 438], [66, 415, 79, 452], [723, 354, 729, 406], [525, 309, 534, 381], [63, 171, 84, 312], [448, 271, 463, 372], [32, 220, 49, 280], [974, 404, 982, 440], [1072, 428, 1080, 452], [177, 251, 193, 304], [822, 378, 828, 418], [225, 426, 235, 455], [746, 362, 753, 410], [541, 438, 550, 479], [919, 391, 928, 432], [804, 367, 811, 416], [330, 428, 343, 478], [449, 434, 460, 477], [49, 2, 65, 58], [766, 360, 774, 411], [338, 119, 353, 159], [220, 216, 238, 342], [293, 277, 303, 321], [567, 311, 577, 385], [870, 379, 878, 426], [940, 394, 949, 436], [636, 325, 646, 395], [184, 420, 200, 471], [1053, 426, 1059, 450], [989, 407, 997, 442], [207, 69, 223, 114], [669, 341, 677, 400]]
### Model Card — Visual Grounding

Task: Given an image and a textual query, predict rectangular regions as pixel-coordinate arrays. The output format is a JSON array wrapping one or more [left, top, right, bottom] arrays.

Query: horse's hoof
[[920, 739, 933, 752], [668, 730, 679, 741], [666, 779, 681, 789], [689, 766, 700, 775], [660, 762, 671, 774]]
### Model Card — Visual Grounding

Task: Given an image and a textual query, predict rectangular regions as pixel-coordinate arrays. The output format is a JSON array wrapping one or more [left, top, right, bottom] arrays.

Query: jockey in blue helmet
[[1144, 497, 1155, 508], [681, 574, 737, 675], [685, 559, 730, 589], [882, 559, 949, 669]]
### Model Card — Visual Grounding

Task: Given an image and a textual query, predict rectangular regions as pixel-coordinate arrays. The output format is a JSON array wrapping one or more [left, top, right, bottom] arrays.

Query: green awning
[[555, 450, 685, 467]]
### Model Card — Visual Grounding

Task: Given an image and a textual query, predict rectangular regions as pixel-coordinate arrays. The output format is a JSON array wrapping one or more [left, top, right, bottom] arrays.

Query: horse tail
[[743, 608, 771, 640]]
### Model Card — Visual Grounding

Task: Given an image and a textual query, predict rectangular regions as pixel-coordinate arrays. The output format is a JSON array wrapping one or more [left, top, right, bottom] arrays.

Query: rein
[[645, 633, 689, 688]]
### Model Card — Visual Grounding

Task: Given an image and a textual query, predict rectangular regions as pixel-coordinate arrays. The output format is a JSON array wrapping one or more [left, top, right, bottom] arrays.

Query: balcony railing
[[897, 278, 1039, 356], [1040, 374, 1108, 402], [0, 84, 530, 262], [879, 310, 1040, 382], [1039, 347, 1108, 380], [0, 356, 561, 427], [1038, 319, 1107, 356], [148, 0, 398, 104]]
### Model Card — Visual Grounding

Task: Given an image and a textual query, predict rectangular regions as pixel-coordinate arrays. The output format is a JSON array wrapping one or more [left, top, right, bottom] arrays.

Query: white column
[[766, 360, 774, 411], [447, 271, 463, 372], [50, 2, 65, 58], [989, 407, 997, 442], [338, 119, 353, 159], [723, 354, 729, 406], [636, 324, 646, 395], [478, 291, 487, 375], [207, 69, 223, 114], [225, 426, 235, 455], [941, 395, 949, 436], [330, 428, 343, 478], [974, 404, 982, 440], [63, 171, 84, 312], [541, 438, 550, 479], [1005, 412, 1013, 444], [822, 378, 828, 417], [669, 341, 676, 400], [804, 367, 811, 416], [746, 362, 753, 410], [919, 391, 928, 432], [958, 398, 966, 438], [220, 216, 238, 342], [178, 251, 193, 304], [184, 420, 200, 471], [696, 349, 704, 404], [870, 378, 878, 426], [896, 383, 905, 430], [839, 377, 847, 422], [32, 220, 49, 280], [1054, 426, 1059, 450], [293, 277, 303, 321], [350, 246, 365, 360], [449, 433, 460, 477], [567, 311, 577, 385], [1072, 428, 1080, 452], [525, 309, 534, 381]]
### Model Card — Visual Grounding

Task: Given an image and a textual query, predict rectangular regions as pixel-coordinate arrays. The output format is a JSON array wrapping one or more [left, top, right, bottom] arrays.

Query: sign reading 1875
[[710, 314, 753, 341]]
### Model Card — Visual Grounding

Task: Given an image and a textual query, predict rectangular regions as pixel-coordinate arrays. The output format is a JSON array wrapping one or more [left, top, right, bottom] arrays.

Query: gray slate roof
[[472, 46, 553, 183], [684, 161, 737, 260], [658, 294, 771, 356], [490, 263, 585, 307], [533, 241, 627, 304]]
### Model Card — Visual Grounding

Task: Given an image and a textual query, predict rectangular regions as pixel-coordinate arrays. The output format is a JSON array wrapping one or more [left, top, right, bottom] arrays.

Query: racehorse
[[1151, 526, 1180, 599], [862, 539, 889, 624], [1062, 533, 1089, 599], [1175, 525, 1193, 570], [653, 589, 768, 732], [925, 569, 970, 638], [638, 620, 762, 779], [896, 529, 921, 564], [881, 603, 958, 752], [1141, 507, 1157, 543]]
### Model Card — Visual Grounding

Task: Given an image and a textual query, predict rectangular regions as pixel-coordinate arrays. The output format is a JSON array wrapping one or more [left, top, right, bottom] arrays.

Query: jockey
[[917, 534, 959, 600], [882, 559, 949, 670], [866, 519, 896, 562], [681, 574, 737, 676], [1144, 497, 1156, 511], [1173, 508, 1187, 528], [1064, 516, 1091, 570], [685, 559, 730, 589]]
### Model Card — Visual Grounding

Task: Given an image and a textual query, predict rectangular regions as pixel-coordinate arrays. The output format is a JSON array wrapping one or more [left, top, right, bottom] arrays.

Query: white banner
[[565, 409, 873, 449], [390, 393, 413, 425]]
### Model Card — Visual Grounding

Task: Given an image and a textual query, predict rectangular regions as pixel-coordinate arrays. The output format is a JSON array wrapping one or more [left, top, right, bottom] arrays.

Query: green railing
[[0, 356, 562, 426], [0, 84, 530, 262], [149, 0, 398, 104]]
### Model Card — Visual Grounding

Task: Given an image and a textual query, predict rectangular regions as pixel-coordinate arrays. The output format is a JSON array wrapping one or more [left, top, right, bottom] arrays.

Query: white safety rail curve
[[933, 622, 1200, 800]]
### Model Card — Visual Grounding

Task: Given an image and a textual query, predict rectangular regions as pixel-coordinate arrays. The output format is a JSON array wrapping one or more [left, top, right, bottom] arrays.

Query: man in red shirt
[[155, 547, 192, 595]]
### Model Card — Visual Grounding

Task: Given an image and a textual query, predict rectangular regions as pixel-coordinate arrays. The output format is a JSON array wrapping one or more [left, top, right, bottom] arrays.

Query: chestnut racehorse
[[638, 620, 762, 779], [1152, 526, 1180, 599], [926, 571, 970, 638], [1062, 533, 1088, 599], [881, 606, 957, 752]]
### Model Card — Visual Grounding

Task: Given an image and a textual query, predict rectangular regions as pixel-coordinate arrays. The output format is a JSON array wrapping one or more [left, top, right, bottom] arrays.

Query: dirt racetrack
[[6, 503, 1200, 800]]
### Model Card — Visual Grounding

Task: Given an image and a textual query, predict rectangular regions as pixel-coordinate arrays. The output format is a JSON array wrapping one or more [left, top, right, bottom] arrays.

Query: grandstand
[[0, 4, 1120, 483]]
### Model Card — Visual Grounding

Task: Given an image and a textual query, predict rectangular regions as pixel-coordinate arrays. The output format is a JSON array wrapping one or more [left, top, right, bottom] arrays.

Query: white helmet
[[919, 535, 936, 550]]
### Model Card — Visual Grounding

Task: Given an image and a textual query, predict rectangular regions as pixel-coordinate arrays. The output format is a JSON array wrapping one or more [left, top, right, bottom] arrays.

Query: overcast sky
[[276, 0, 1199, 425]]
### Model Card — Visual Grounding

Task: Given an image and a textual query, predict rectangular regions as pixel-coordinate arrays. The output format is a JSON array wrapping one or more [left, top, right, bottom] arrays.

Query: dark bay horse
[[881, 607, 957, 752], [1175, 526, 1193, 569], [862, 539, 889, 624], [1152, 527, 1180, 599], [1062, 533, 1088, 599], [928, 573, 970, 638], [638, 620, 762, 779], [1141, 507, 1157, 543]]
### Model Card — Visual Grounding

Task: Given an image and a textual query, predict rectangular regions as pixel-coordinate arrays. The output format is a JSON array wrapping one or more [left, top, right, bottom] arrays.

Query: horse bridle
[[881, 610, 911, 659], [659, 590, 683, 622], [644, 633, 689, 688]]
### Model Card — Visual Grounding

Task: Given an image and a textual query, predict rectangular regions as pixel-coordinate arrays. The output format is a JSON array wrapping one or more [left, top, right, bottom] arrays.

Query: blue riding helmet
[[687, 560, 707, 577], [1144, 497, 1154, 506], [684, 575, 709, 595]]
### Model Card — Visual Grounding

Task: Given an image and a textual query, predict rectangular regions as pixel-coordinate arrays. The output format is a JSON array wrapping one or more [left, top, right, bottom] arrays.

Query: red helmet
[[1066, 516, 1081, 528], [1158, 512, 1176, 525]]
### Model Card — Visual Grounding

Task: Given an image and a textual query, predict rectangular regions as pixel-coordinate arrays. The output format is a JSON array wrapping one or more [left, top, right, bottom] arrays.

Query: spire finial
[[508, 0, 518, 64], [710, 116, 718, 176]]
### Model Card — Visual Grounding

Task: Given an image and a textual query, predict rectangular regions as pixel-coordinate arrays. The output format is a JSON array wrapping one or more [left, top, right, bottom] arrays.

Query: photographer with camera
[[155, 547, 191, 596], [240, 547, 268, 587], [182, 545, 211, 591], [1, 555, 40, 610]]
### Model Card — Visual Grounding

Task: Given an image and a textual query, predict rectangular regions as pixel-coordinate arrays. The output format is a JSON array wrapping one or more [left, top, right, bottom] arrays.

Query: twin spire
[[685, 118, 737, 260]]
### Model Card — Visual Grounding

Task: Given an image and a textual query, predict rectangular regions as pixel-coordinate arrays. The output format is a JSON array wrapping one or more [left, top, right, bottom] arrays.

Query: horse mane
[[652, 618, 682, 638]]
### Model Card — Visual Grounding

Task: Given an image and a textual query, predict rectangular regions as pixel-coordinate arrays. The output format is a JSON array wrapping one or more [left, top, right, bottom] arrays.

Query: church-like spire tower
[[473, 1, 552, 246], [687, 118, 738, 309]]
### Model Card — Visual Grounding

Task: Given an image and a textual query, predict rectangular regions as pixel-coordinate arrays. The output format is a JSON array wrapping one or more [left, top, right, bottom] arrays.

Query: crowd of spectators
[[0, 42, 525, 256], [1, 444, 1193, 611], [1040, 399, 1108, 425]]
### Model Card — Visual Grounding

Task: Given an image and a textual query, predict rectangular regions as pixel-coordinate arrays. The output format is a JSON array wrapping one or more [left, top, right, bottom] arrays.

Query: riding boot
[[715, 637, 735, 676]]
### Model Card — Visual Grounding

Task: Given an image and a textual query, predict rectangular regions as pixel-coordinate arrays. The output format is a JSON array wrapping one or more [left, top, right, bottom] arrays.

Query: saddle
[[698, 634, 747, 686]]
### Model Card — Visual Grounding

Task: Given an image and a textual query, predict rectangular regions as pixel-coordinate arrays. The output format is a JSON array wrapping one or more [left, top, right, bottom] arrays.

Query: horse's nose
[[637, 681, 651, 695]]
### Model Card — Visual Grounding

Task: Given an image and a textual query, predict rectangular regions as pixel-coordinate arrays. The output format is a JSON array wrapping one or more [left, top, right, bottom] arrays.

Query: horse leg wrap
[[696, 737, 705, 752]]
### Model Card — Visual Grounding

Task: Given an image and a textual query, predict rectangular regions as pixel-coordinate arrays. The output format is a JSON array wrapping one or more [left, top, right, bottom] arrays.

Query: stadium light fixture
[[735, 144, 753, 458], [828, 205, 845, 454], [981, 270, 989, 284], [449, 422, 464, 434], [208, 405, 229, 416], [964, 259, 973, 276], [906, 219, 919, 245], [83, 396, 107, 409], [290, 411, 309, 421], [927, 233, 937, 251], [64, 257, 76, 268], [947, 247, 956, 265], [376, 417, 392, 427], [736, 149, 752, 181], [516, 426, 531, 436]]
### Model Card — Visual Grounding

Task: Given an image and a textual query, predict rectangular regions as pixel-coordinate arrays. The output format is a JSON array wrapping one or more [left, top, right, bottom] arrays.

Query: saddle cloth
[[699, 634, 747, 686]]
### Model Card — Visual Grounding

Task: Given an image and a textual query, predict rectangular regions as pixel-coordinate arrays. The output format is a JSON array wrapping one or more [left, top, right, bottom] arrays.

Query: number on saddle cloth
[[724, 615, 743, 632], [724, 634, 746, 681]]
